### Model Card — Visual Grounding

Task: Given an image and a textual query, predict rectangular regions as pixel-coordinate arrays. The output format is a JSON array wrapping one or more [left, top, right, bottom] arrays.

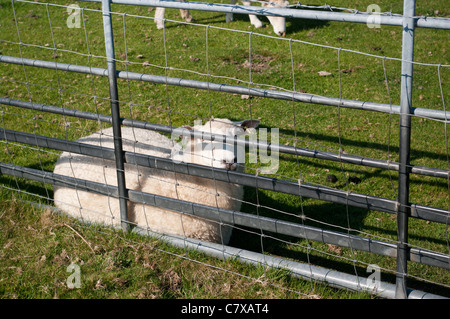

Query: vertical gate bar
[[102, 0, 129, 232], [396, 0, 416, 299]]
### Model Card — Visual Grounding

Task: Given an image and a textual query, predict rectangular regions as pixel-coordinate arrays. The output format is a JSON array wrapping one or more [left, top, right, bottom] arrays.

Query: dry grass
[[2, 197, 361, 299]]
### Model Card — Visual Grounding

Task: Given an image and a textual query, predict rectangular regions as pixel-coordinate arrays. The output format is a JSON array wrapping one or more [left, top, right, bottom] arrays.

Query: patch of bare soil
[[239, 54, 275, 73], [223, 53, 276, 73]]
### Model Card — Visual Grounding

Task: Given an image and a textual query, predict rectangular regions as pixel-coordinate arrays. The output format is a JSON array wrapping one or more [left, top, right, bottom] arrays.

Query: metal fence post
[[396, 0, 416, 299], [101, 0, 129, 232]]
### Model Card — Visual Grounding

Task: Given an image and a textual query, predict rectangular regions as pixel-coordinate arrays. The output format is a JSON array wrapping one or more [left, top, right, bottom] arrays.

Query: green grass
[[1, 198, 371, 299], [1, 0, 449, 299]]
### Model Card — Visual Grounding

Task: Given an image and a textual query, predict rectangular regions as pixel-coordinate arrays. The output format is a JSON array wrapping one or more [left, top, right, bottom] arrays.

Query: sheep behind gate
[[154, 0, 289, 36], [53, 118, 259, 244]]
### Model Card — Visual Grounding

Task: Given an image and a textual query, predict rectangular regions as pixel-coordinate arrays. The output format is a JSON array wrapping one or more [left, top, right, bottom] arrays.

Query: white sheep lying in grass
[[154, 0, 289, 36], [53, 118, 259, 244]]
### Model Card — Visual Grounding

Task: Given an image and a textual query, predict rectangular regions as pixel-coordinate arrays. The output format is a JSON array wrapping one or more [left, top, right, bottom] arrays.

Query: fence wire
[[1, 0, 449, 298]]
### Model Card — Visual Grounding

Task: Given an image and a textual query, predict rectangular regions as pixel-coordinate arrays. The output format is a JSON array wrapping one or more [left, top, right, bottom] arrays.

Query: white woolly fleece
[[53, 118, 259, 244]]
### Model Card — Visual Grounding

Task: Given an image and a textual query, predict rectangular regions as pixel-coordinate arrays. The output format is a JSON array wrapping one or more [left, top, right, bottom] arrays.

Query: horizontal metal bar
[[2, 55, 450, 122], [1, 128, 116, 160], [22, 199, 450, 299], [0, 95, 172, 134], [77, 0, 450, 30], [2, 161, 449, 270], [0, 129, 397, 216], [131, 229, 448, 299], [2, 128, 449, 225], [0, 160, 119, 197], [2, 96, 449, 180]]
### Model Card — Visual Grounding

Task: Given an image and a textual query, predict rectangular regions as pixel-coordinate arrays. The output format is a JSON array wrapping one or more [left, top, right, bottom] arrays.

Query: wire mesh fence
[[0, 0, 449, 298]]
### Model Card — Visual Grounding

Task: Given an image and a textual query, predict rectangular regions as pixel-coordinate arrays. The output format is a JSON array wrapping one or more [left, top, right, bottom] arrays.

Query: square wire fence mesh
[[0, 0, 449, 298]]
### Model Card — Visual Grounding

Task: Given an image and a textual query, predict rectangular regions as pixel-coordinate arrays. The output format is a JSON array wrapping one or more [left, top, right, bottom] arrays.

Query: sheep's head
[[171, 118, 260, 170]]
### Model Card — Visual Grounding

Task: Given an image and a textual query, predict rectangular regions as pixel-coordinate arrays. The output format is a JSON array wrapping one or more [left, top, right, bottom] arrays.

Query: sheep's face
[[172, 118, 260, 170], [196, 140, 238, 170]]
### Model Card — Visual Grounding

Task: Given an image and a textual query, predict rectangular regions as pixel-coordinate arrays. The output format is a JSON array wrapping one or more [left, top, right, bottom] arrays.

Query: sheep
[[53, 118, 259, 245], [154, 0, 289, 36]]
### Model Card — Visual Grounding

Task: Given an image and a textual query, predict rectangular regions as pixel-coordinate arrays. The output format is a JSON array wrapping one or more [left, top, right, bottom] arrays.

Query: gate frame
[[1, 0, 449, 298]]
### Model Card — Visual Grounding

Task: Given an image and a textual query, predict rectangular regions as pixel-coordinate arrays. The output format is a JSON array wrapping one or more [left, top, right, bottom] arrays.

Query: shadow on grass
[[161, 9, 329, 36], [251, 120, 450, 173]]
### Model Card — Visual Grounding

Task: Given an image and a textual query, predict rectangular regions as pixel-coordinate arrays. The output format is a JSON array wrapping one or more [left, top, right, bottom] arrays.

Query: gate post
[[101, 0, 129, 232], [396, 0, 416, 299]]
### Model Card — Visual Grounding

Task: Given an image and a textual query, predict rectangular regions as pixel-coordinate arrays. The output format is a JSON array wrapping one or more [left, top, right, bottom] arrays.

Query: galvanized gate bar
[[395, 0, 415, 299], [1, 161, 449, 270], [132, 228, 448, 299], [78, 0, 450, 30], [101, 0, 129, 232], [2, 128, 450, 225], [2, 55, 450, 122], [2, 96, 450, 180]]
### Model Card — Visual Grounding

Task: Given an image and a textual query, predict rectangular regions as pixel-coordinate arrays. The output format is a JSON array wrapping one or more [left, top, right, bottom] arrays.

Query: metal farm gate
[[1, 0, 449, 298]]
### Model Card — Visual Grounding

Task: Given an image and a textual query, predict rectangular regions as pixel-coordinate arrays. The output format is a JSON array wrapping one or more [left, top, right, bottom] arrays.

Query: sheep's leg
[[180, 9, 193, 22], [155, 7, 165, 29], [242, 1, 264, 29], [226, 0, 238, 23], [155, 6, 192, 29]]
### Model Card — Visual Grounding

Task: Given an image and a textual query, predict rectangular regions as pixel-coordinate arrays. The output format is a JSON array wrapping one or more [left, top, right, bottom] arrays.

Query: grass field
[[0, 0, 449, 299]]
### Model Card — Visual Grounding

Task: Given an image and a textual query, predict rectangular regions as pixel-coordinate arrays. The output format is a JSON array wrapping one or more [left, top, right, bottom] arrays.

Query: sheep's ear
[[239, 119, 260, 130]]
